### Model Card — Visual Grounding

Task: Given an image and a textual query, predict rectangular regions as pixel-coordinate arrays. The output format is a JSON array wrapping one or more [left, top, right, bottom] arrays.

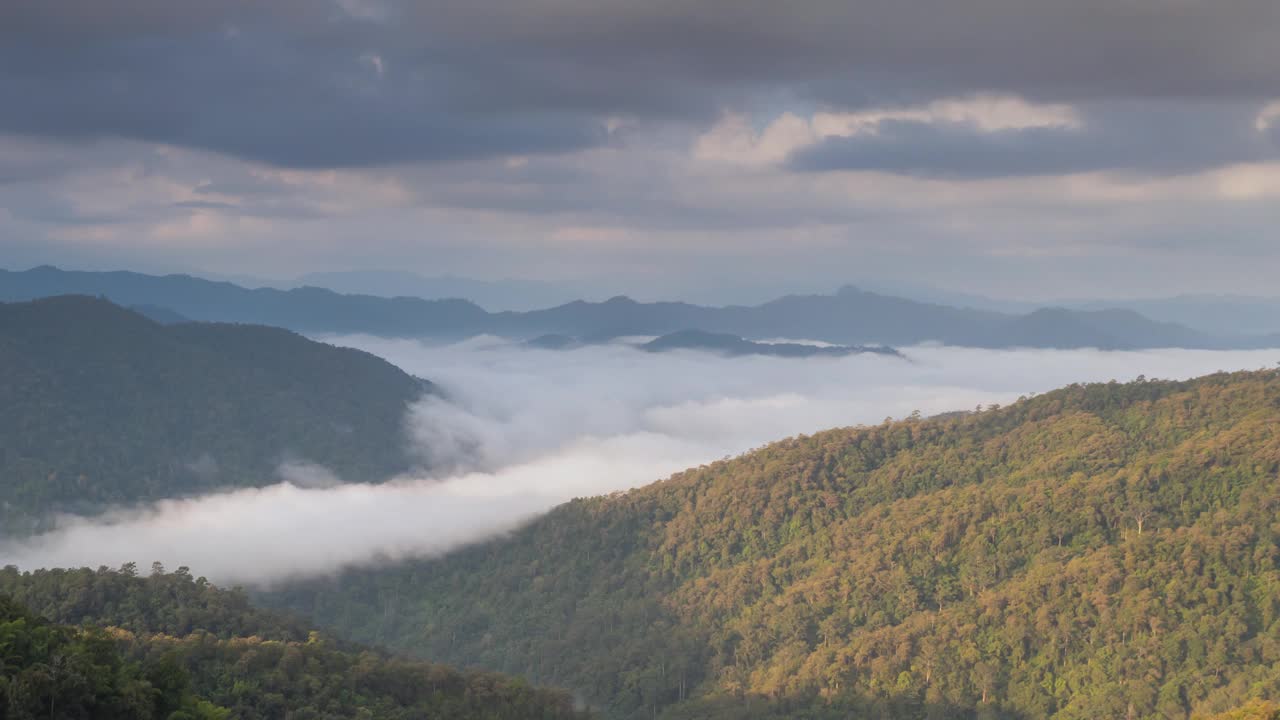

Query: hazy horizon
[[9, 262, 1280, 310]]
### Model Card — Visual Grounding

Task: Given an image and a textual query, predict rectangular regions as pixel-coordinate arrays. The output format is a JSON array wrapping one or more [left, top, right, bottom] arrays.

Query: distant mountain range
[[4, 265, 1279, 350], [0, 265, 493, 337], [296, 269, 582, 311], [1070, 295, 1280, 336], [0, 295, 430, 535], [861, 282, 1280, 336]]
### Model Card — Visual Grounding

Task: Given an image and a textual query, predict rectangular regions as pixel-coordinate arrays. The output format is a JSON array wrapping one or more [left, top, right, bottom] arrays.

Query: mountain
[[6, 266, 1273, 350], [0, 296, 430, 535], [994, 307, 1212, 350], [128, 303, 190, 324], [511, 290, 1250, 350], [0, 265, 492, 337], [297, 269, 583, 311], [268, 369, 1280, 719], [799, 286, 1280, 337], [750, 283, 1280, 338], [525, 333, 583, 350], [641, 329, 900, 358], [1071, 296, 1280, 337], [0, 566, 587, 719]]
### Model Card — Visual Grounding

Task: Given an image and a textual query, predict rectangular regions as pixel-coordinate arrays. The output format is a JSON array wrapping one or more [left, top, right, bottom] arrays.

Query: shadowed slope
[[0, 296, 431, 534]]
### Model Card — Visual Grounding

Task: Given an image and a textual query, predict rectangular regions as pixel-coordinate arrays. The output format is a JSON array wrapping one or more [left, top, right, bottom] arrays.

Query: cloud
[[2, 1, 1278, 169], [0, 7, 607, 168], [790, 102, 1279, 177], [694, 96, 1082, 168], [5, 338, 1279, 585]]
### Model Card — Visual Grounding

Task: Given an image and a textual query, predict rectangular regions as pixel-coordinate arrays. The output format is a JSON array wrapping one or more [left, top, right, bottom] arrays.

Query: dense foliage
[[270, 370, 1280, 719], [0, 567, 586, 720], [0, 296, 429, 535], [0, 592, 226, 719], [0, 566, 310, 642], [1209, 701, 1280, 720]]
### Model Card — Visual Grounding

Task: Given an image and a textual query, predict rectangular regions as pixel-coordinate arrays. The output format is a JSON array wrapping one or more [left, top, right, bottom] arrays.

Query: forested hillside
[[0, 566, 587, 720], [0, 296, 430, 535], [1208, 702, 1280, 720], [0, 591, 226, 719], [269, 369, 1280, 719]]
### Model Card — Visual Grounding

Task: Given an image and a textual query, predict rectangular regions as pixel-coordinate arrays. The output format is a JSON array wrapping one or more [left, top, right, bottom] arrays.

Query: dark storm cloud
[[412, 0, 1280, 104], [0, 31, 606, 168], [1, 0, 1278, 170], [790, 102, 1280, 177]]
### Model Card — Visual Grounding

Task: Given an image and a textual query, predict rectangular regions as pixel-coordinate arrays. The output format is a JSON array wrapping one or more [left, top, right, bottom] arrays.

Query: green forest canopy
[[266, 369, 1280, 720], [0, 566, 586, 720], [0, 296, 430, 535]]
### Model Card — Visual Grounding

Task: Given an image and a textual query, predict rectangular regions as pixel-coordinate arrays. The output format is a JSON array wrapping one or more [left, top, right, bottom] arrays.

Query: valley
[[3, 4, 1275, 716], [5, 293, 1280, 718]]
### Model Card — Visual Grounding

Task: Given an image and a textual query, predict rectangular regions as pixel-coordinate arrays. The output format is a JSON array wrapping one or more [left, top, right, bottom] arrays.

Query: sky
[[1, 1, 1279, 300], [7, 338, 1278, 585]]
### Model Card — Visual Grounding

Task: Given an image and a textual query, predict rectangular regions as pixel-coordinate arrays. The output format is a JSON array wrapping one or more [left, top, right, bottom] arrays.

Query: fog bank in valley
[[5, 339, 1278, 585]]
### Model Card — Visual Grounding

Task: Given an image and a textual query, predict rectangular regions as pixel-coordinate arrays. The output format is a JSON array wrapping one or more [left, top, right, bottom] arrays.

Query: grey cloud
[[416, 0, 1280, 103], [168, 198, 326, 220], [173, 200, 237, 210], [0, 30, 607, 169], [1, 192, 133, 227], [789, 102, 1279, 177], [1, 1, 1278, 170], [417, 162, 886, 231], [1265, 123, 1280, 146]]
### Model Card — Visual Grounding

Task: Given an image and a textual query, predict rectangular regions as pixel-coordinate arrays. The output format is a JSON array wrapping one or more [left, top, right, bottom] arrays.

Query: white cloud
[[693, 95, 1082, 167], [1255, 100, 1280, 132], [360, 52, 386, 77], [4, 339, 1279, 585], [693, 112, 817, 167]]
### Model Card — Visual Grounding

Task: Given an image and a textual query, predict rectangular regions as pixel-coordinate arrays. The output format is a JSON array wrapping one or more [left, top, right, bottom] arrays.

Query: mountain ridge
[[5, 265, 1274, 350], [0, 295, 431, 535]]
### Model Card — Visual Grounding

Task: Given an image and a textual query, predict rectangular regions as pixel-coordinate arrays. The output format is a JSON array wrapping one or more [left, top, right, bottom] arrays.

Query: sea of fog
[[5, 338, 1279, 585]]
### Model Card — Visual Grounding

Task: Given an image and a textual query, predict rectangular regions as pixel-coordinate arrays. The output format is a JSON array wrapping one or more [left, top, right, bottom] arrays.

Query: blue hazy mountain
[[1, 265, 491, 337], [1069, 295, 1280, 336], [5, 266, 1276, 350], [296, 269, 582, 311]]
